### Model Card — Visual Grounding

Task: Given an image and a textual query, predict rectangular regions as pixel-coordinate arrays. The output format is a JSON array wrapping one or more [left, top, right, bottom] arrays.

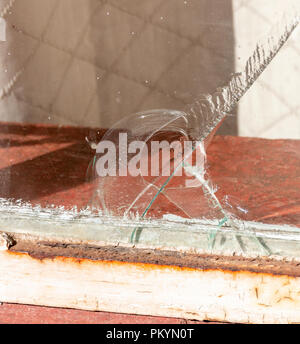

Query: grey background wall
[[0, 0, 299, 139]]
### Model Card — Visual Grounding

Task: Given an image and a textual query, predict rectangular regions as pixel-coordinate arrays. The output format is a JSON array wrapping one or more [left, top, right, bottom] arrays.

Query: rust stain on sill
[[2, 232, 300, 278], [4, 247, 300, 282]]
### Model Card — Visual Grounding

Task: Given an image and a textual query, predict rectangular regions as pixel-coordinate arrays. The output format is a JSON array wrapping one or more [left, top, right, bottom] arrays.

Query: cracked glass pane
[[0, 0, 299, 257]]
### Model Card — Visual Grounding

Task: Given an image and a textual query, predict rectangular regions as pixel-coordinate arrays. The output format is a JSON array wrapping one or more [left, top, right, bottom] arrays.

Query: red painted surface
[[209, 136, 300, 226], [0, 303, 212, 324], [0, 122, 299, 226]]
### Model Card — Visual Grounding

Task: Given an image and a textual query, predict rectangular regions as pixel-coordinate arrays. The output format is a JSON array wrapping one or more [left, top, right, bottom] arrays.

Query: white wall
[[234, 0, 300, 139]]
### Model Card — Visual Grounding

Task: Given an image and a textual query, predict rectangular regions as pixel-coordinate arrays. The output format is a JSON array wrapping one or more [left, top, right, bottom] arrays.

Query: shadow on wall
[[1, 0, 236, 135]]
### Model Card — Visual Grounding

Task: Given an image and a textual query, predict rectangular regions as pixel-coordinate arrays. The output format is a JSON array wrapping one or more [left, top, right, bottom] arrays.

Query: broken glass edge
[[1, 199, 300, 260]]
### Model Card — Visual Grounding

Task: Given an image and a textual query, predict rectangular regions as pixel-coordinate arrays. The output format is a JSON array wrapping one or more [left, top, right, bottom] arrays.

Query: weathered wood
[[0, 234, 299, 324]]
